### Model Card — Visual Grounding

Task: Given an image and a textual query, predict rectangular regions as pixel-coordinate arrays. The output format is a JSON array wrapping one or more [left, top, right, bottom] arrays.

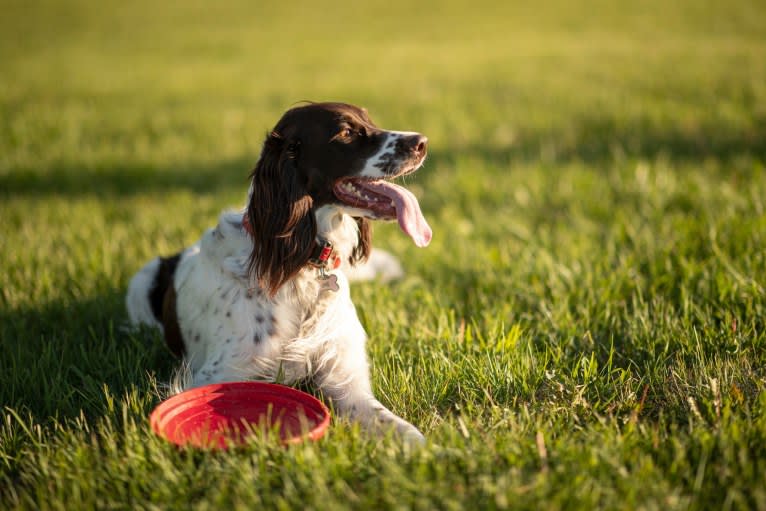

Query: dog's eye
[[340, 127, 353, 138]]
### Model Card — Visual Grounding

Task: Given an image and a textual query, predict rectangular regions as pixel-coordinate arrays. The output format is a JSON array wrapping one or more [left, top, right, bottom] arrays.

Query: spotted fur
[[126, 103, 429, 442]]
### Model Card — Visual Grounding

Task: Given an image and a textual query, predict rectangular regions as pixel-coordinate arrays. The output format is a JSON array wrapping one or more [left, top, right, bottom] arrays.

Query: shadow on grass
[[0, 289, 177, 422], [2, 116, 764, 199], [501, 115, 766, 165], [0, 156, 255, 198]]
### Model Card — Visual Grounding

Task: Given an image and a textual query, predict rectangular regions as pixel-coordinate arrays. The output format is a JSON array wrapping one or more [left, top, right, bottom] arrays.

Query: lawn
[[1, 0, 766, 509]]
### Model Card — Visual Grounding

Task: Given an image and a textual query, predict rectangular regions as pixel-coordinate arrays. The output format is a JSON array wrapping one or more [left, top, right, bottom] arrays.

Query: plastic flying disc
[[149, 382, 330, 448]]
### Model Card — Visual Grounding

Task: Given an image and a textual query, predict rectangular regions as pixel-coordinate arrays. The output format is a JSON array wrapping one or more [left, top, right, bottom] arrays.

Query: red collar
[[242, 213, 341, 271]]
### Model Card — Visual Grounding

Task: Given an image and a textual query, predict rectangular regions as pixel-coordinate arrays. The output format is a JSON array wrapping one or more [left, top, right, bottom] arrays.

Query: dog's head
[[246, 102, 432, 294]]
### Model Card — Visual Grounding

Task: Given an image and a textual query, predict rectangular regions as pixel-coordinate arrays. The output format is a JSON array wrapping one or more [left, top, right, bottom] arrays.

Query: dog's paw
[[400, 427, 426, 445]]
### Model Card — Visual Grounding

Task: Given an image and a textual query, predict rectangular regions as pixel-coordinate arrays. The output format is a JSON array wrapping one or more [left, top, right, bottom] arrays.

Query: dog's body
[[127, 103, 431, 441]]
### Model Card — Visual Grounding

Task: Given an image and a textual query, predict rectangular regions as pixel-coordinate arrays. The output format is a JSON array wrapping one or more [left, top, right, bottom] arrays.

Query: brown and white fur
[[126, 103, 432, 442]]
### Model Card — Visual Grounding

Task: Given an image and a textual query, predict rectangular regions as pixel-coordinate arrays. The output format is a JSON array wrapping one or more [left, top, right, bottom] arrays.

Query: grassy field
[[2, 0, 766, 508]]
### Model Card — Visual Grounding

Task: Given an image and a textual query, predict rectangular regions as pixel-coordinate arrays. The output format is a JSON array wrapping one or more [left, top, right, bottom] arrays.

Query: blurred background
[[2, 0, 765, 333], [2, 0, 763, 194]]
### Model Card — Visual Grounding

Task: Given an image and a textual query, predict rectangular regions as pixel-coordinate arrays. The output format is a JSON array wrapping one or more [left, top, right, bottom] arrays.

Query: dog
[[126, 102, 432, 442]]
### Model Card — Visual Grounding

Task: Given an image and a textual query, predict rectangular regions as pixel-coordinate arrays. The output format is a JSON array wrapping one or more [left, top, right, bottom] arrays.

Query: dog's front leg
[[313, 325, 425, 443]]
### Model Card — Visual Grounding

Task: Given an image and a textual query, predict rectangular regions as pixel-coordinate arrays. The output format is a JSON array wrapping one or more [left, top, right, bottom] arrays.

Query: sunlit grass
[[1, 0, 765, 509]]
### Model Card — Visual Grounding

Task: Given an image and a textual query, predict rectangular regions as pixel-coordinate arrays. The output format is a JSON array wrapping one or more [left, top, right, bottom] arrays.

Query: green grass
[[2, 0, 766, 509]]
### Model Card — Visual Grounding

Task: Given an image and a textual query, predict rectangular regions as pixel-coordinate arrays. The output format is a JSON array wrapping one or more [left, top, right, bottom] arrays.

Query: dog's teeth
[[340, 181, 379, 202]]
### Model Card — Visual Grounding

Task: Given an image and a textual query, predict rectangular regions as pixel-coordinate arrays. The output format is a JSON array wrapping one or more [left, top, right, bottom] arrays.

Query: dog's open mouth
[[333, 178, 432, 247]]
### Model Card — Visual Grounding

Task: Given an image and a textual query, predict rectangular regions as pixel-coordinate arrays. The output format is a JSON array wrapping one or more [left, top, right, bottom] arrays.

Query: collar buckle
[[310, 239, 340, 293], [308, 239, 334, 269]]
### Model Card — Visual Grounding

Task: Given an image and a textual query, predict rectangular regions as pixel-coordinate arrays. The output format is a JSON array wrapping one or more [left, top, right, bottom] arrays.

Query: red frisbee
[[150, 382, 330, 448]]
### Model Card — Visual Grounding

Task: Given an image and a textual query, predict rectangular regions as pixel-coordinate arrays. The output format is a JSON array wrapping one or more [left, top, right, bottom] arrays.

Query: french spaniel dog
[[126, 103, 432, 442]]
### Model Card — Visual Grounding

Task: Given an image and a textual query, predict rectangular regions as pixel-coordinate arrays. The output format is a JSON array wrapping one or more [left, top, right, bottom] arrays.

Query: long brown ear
[[351, 217, 372, 265], [247, 132, 316, 295]]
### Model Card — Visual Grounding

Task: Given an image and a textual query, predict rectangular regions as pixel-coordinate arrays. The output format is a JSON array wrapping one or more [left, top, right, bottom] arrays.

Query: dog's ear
[[351, 217, 372, 265], [247, 131, 316, 295]]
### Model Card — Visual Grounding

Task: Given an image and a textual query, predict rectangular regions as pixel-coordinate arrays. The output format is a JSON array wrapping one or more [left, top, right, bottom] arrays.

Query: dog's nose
[[398, 134, 428, 156]]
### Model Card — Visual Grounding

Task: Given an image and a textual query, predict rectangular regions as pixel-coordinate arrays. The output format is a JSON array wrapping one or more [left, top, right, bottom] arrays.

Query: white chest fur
[[173, 209, 363, 388]]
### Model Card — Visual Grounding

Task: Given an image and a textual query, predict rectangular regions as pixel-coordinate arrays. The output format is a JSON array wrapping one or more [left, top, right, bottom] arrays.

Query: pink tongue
[[360, 181, 432, 247]]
